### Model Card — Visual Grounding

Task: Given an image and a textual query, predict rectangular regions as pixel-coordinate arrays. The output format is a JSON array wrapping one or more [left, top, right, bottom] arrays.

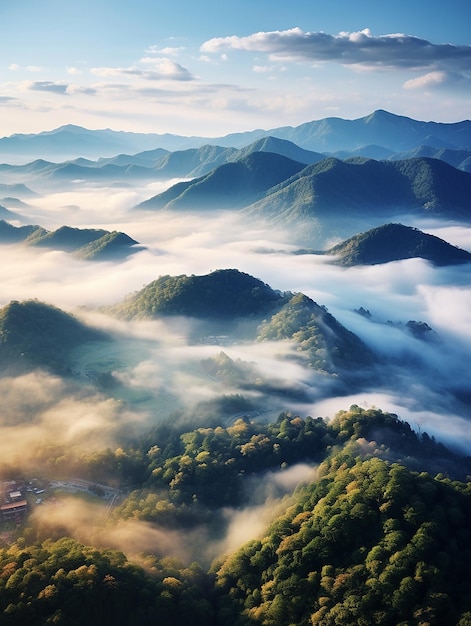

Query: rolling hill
[[216, 411, 471, 626], [74, 231, 142, 261], [24, 225, 110, 250], [109, 269, 377, 379], [0, 300, 108, 374], [110, 269, 285, 320], [323, 223, 471, 266], [256, 292, 375, 373], [0, 221, 140, 260]]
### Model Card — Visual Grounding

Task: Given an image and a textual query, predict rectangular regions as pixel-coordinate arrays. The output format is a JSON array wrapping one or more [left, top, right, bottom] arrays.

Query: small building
[[1, 500, 28, 520]]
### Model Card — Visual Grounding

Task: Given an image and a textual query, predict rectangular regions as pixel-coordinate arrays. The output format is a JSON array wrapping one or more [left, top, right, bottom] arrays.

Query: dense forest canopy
[[1, 406, 471, 625]]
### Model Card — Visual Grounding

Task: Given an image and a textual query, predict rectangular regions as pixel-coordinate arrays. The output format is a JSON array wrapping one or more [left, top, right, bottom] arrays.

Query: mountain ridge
[[323, 223, 471, 266], [2, 110, 470, 163]]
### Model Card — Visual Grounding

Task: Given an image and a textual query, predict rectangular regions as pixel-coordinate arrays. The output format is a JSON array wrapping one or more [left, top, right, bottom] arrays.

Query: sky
[[0, 0, 470, 136]]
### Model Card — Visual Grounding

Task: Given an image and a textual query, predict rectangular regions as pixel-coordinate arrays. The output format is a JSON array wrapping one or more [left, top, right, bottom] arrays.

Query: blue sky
[[0, 0, 470, 135]]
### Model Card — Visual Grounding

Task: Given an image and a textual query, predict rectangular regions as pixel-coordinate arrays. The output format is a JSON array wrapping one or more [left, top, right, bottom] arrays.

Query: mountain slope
[[108, 269, 376, 379], [110, 269, 284, 320], [0, 124, 189, 163], [150, 144, 237, 179], [231, 135, 324, 166], [74, 231, 140, 261], [0, 220, 43, 243], [137, 152, 306, 211], [243, 156, 471, 243], [275, 108, 471, 152], [325, 223, 471, 266], [392, 146, 471, 172], [257, 292, 375, 373], [216, 421, 471, 626], [0, 222, 141, 260], [24, 225, 109, 251], [0, 300, 107, 374]]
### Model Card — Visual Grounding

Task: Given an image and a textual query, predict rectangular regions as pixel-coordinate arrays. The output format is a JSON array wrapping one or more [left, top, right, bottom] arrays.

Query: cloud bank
[[201, 27, 471, 70]]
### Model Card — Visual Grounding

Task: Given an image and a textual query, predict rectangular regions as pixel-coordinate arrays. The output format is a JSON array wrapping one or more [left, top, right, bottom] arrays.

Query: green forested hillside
[[257, 293, 375, 373], [137, 152, 306, 211], [325, 223, 471, 266], [24, 225, 109, 251], [0, 300, 107, 374], [4, 406, 470, 625], [0, 537, 213, 626], [110, 269, 284, 320], [215, 453, 471, 625], [107, 270, 377, 379], [0, 222, 140, 259], [74, 231, 140, 261], [243, 157, 471, 242]]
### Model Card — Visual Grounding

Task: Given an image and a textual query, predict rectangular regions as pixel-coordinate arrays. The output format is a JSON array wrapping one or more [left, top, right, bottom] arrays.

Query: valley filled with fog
[[1, 118, 471, 624], [1, 169, 471, 457]]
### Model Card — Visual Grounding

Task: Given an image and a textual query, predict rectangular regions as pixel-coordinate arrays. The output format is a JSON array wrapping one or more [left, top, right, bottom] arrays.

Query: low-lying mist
[[0, 174, 470, 563]]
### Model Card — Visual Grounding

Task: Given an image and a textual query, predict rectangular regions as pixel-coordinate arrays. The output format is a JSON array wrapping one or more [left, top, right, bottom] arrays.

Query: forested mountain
[[256, 293, 375, 373], [0, 220, 42, 243], [136, 154, 471, 239], [110, 269, 284, 320], [0, 537, 213, 626], [0, 300, 107, 374], [392, 146, 471, 172], [0, 109, 470, 625], [243, 156, 471, 243], [137, 152, 306, 211], [3, 406, 471, 625], [323, 223, 471, 266], [108, 269, 378, 383], [5, 137, 320, 189], [0, 221, 140, 260], [266, 109, 471, 153], [215, 447, 471, 625], [24, 225, 109, 250], [74, 231, 142, 261], [231, 136, 324, 167], [149, 144, 237, 179]]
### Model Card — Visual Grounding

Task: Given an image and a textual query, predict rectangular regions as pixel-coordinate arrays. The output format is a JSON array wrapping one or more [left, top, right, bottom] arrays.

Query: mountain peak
[[326, 223, 471, 266]]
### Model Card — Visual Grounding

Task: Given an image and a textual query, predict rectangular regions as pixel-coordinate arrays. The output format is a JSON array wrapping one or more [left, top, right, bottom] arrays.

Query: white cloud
[[91, 59, 194, 82], [143, 46, 185, 57], [201, 27, 471, 75], [404, 70, 469, 90]]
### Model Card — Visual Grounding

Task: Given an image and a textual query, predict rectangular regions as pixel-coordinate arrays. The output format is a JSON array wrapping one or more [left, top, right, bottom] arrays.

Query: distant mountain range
[[0, 221, 141, 260], [1, 110, 470, 163]]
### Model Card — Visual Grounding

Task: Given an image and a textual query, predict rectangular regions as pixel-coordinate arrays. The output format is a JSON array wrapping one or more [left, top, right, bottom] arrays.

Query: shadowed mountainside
[[323, 223, 471, 267], [0, 300, 108, 374], [137, 152, 306, 211], [0, 221, 141, 260]]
